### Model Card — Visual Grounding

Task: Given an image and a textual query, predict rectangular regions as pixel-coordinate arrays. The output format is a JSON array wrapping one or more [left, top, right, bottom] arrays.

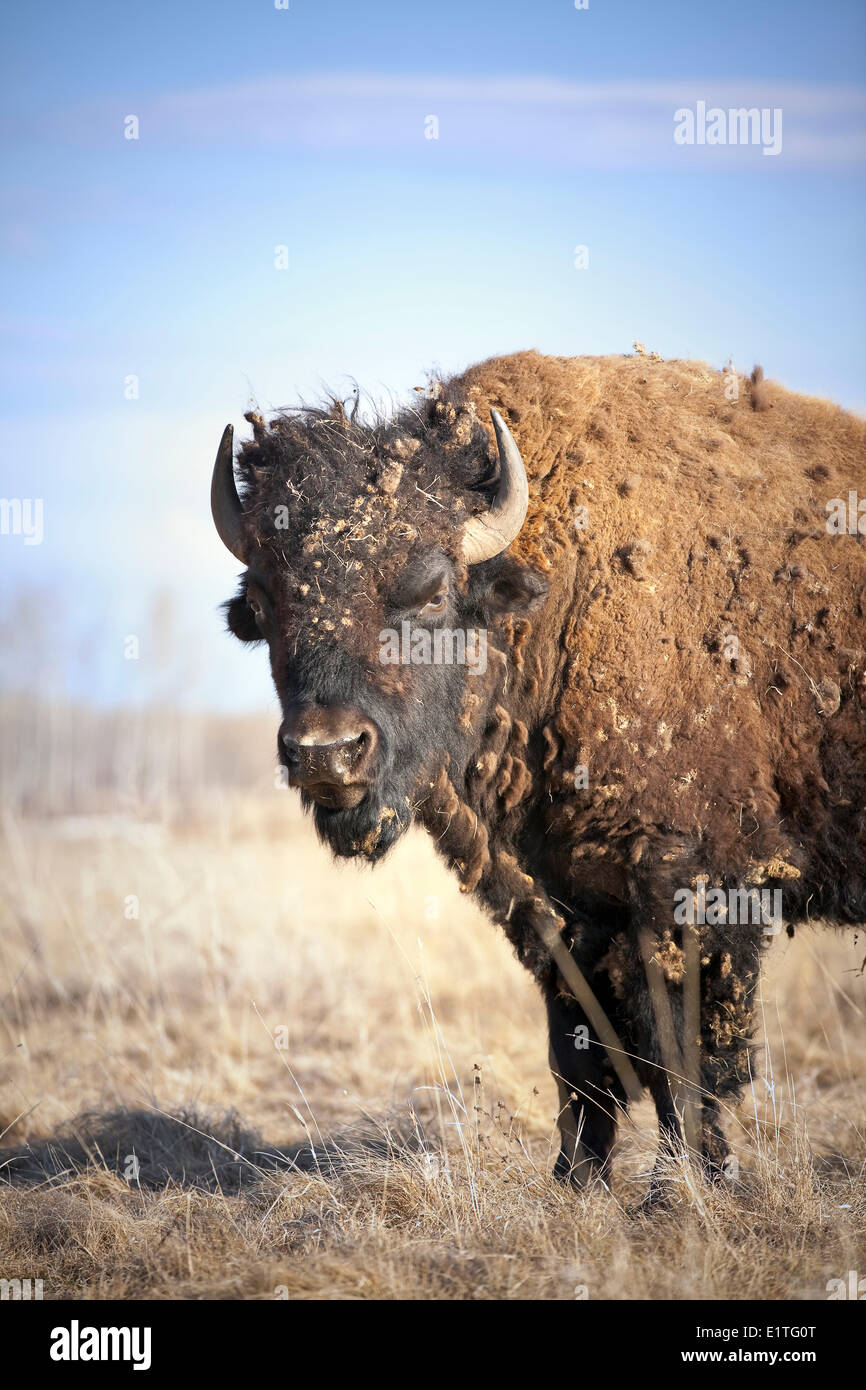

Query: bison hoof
[[631, 1177, 680, 1215], [553, 1151, 610, 1192]]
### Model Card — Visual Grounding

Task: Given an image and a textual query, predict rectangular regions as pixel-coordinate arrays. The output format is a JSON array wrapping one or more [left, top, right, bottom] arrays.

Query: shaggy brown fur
[[221, 351, 866, 1195], [448, 352, 865, 915]]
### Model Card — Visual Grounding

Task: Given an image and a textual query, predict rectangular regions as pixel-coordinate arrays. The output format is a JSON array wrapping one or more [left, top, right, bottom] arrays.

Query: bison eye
[[418, 592, 447, 619], [246, 591, 271, 632]]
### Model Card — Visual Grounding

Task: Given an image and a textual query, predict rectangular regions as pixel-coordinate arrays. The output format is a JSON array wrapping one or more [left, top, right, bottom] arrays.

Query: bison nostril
[[351, 727, 379, 766], [279, 708, 378, 791], [281, 737, 300, 765]]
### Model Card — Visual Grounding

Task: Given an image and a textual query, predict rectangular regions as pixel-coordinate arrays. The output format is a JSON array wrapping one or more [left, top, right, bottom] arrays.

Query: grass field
[[0, 706, 864, 1301]]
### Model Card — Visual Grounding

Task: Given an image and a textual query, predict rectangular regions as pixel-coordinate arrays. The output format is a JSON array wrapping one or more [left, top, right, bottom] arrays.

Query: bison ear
[[471, 556, 549, 618], [223, 586, 263, 644]]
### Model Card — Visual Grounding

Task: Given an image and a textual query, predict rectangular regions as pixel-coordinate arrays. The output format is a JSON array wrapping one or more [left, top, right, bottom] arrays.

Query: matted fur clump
[[233, 389, 497, 601]]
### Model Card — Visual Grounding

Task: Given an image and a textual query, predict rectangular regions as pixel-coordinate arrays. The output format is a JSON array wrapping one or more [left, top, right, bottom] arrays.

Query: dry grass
[[0, 710, 864, 1300]]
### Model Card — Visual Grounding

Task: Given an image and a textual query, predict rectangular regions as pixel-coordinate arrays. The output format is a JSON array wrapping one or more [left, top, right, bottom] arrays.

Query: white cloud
[[47, 72, 866, 168]]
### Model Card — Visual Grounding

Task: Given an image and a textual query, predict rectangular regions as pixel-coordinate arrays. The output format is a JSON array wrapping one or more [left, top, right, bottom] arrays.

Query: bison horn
[[461, 409, 529, 564], [210, 424, 248, 563]]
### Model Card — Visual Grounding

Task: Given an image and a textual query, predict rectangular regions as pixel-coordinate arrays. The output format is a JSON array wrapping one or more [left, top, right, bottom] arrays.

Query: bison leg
[[698, 934, 761, 1178], [640, 1072, 696, 1208], [699, 1099, 729, 1180], [641, 1065, 725, 1208], [640, 934, 759, 1198], [544, 987, 625, 1187]]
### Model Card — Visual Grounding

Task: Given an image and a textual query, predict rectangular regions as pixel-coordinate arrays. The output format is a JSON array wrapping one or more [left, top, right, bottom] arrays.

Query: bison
[[211, 351, 866, 1198]]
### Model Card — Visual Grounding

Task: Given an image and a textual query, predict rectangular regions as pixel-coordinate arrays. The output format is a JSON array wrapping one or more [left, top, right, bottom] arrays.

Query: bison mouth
[[301, 781, 367, 811], [303, 787, 412, 863]]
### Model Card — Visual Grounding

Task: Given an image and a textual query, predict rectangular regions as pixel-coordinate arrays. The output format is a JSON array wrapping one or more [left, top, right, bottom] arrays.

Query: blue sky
[[1, 0, 864, 709]]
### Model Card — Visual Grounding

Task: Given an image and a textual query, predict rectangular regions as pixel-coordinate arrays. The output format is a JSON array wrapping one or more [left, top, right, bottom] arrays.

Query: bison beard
[[306, 794, 407, 862], [213, 350, 866, 1201]]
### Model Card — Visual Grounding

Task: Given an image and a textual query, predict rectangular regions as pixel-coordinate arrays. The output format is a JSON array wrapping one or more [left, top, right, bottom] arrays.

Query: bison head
[[212, 389, 547, 861]]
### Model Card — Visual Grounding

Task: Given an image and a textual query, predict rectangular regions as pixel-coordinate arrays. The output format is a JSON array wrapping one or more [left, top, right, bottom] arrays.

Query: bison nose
[[279, 705, 379, 809]]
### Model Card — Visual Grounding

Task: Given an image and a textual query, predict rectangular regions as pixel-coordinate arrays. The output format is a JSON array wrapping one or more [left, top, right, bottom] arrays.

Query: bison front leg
[[635, 917, 761, 1200], [544, 985, 626, 1188], [698, 932, 761, 1174]]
